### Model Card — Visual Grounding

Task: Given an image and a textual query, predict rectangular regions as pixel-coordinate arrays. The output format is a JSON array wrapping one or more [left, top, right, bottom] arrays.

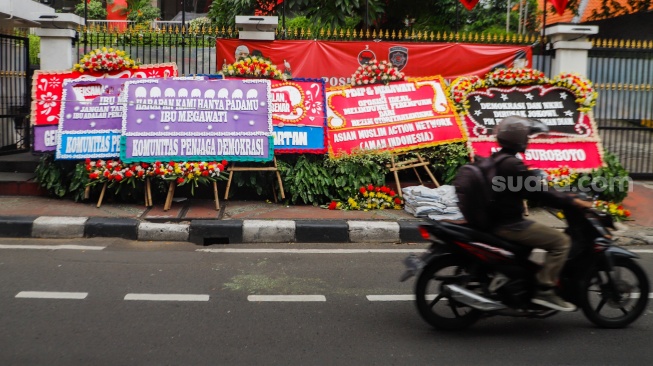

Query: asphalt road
[[1, 238, 652, 366]]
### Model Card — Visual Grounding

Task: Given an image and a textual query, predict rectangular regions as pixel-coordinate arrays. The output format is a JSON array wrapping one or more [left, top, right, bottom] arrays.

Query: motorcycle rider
[[491, 116, 593, 312]]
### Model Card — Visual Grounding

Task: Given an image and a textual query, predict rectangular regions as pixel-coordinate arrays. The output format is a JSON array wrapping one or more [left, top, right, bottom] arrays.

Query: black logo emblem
[[388, 46, 408, 71], [357, 49, 377, 66]]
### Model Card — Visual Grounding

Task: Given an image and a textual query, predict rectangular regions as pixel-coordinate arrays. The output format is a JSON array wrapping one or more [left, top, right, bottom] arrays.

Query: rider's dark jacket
[[490, 149, 575, 230]]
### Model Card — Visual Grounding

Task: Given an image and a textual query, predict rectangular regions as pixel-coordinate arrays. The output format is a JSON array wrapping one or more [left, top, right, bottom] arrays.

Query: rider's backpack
[[453, 154, 511, 230]]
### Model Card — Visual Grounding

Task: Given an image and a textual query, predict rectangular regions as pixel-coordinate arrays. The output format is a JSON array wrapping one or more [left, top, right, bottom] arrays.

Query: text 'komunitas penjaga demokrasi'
[[128, 136, 267, 158]]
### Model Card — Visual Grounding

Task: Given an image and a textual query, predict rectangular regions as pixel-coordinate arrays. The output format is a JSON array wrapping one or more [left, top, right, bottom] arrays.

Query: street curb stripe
[[197, 248, 425, 254], [248, 295, 326, 302], [0, 244, 105, 250], [124, 294, 209, 301], [16, 291, 88, 299]]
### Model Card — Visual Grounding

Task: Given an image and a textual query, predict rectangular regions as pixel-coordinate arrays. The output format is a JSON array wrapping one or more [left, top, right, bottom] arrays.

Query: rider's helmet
[[495, 116, 549, 153]]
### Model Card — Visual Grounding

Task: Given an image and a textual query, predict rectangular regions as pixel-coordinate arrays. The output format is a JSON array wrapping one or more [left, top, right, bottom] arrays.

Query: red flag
[[277, 0, 284, 4], [459, 0, 479, 11], [550, 0, 569, 15]]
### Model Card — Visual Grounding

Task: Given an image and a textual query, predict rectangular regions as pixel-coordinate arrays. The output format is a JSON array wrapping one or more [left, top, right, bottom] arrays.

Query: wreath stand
[[386, 152, 439, 197], [88, 178, 155, 209], [163, 180, 220, 211], [224, 156, 285, 202]]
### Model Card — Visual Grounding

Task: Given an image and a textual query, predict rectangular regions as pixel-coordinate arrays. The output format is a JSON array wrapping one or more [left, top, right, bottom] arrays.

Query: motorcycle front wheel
[[415, 256, 481, 331], [580, 257, 650, 328]]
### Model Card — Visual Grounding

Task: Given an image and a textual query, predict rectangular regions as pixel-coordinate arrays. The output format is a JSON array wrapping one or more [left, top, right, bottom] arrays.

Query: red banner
[[31, 63, 178, 126], [472, 140, 604, 170], [217, 40, 531, 88], [325, 77, 466, 157]]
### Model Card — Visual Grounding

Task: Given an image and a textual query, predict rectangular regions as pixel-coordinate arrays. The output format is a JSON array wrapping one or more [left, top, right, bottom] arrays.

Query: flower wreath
[[449, 68, 597, 114], [350, 59, 405, 86], [221, 55, 286, 80], [327, 184, 404, 211], [85, 159, 227, 195], [549, 73, 598, 112], [73, 47, 139, 73]]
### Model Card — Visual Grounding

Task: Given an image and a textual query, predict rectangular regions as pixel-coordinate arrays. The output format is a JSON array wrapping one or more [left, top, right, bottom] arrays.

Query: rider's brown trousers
[[494, 221, 571, 288]]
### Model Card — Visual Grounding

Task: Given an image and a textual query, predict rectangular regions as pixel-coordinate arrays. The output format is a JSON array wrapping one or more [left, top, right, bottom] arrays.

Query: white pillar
[[33, 28, 77, 71], [31, 13, 84, 71], [545, 24, 599, 77]]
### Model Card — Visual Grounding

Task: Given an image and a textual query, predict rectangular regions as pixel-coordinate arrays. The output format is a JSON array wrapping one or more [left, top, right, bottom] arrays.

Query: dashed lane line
[[10, 292, 653, 302], [0, 244, 105, 250], [15, 291, 88, 299], [124, 293, 210, 302], [248, 295, 327, 302]]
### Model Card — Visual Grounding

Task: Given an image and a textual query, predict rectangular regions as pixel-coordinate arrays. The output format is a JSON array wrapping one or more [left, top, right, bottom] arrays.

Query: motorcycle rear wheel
[[415, 256, 481, 331], [580, 257, 649, 328]]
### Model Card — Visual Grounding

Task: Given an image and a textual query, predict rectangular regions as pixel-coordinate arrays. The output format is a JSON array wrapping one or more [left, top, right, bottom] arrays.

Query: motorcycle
[[400, 205, 650, 330]]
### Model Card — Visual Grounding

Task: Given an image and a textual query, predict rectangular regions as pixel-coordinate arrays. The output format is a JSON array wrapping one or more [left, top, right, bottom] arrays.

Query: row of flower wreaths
[[75, 48, 619, 216]]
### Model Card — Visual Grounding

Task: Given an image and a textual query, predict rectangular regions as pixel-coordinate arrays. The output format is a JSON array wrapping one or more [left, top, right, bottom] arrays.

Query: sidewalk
[[0, 181, 652, 244]]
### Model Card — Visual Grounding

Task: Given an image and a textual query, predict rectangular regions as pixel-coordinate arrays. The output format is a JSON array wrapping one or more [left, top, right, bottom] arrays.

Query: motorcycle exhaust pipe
[[444, 284, 507, 311]]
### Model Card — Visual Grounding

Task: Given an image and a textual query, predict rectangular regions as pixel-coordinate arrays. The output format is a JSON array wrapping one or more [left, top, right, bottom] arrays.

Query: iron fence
[[28, 26, 653, 178], [588, 41, 653, 178], [0, 33, 30, 155]]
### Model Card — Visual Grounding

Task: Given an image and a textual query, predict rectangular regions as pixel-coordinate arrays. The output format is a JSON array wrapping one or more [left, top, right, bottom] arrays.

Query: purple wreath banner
[[120, 78, 273, 163], [56, 78, 127, 159]]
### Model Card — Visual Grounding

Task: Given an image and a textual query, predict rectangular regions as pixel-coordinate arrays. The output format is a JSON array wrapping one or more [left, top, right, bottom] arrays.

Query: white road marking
[[198, 248, 425, 254], [367, 294, 437, 301], [248, 295, 326, 302], [367, 295, 415, 301], [629, 293, 653, 299], [631, 249, 653, 254], [124, 293, 209, 302], [16, 291, 88, 299], [0, 244, 105, 250]]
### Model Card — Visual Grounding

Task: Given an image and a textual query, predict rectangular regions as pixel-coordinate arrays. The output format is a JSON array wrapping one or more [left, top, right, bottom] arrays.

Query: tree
[[74, 0, 107, 20], [208, 0, 545, 34]]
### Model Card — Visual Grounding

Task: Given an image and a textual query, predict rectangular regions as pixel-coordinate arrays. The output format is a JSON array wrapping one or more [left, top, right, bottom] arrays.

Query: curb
[[0, 216, 429, 244]]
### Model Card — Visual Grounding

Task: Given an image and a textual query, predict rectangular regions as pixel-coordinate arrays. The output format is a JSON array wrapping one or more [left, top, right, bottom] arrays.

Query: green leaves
[[575, 152, 630, 203]]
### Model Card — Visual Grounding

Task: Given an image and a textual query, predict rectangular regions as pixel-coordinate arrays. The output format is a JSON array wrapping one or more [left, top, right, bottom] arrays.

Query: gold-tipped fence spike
[[390, 30, 396, 39], [320, 28, 325, 37], [307, 28, 312, 38]]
